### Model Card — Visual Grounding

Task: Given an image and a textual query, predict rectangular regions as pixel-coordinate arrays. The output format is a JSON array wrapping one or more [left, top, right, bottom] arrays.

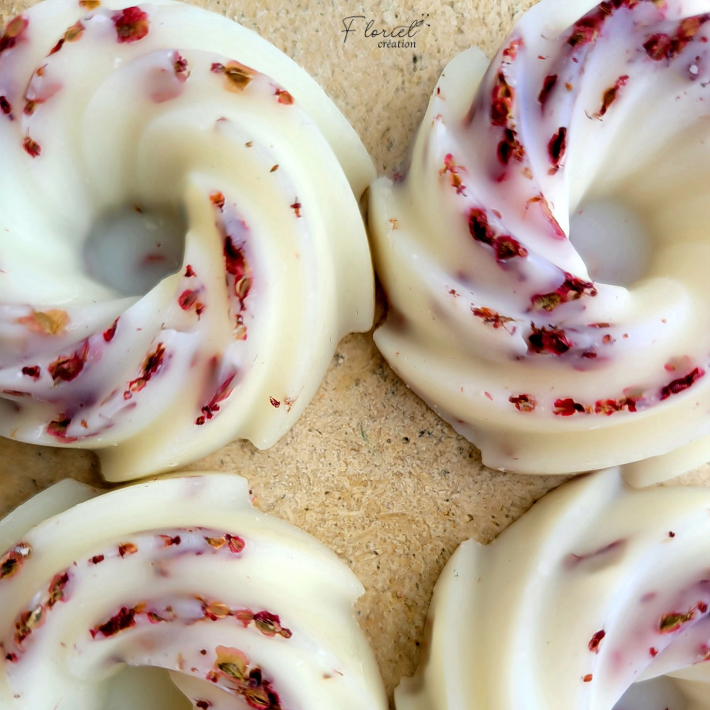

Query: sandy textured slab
[[1, 0, 708, 699]]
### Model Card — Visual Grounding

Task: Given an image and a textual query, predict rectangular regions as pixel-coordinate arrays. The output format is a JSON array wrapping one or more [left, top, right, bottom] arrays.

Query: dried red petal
[[528, 325, 573, 355], [491, 72, 514, 126], [660, 367, 704, 400], [494, 235, 528, 261], [275, 87, 294, 104], [0, 96, 11, 116], [0, 16, 28, 55], [47, 571, 70, 608], [92, 606, 137, 638], [269, 396, 280, 408], [538, 74, 558, 105], [660, 609, 694, 633], [22, 136, 41, 158], [184, 264, 196, 277], [47, 417, 76, 441], [118, 542, 138, 557], [21, 365, 40, 380], [127, 343, 166, 394], [48, 350, 86, 382], [253, 611, 292, 639], [554, 398, 587, 416], [196, 373, 236, 424], [103, 318, 118, 342], [568, 14, 603, 47], [509, 394, 536, 412], [112, 6, 149, 43], [497, 128, 525, 165], [597, 75, 629, 118], [588, 630, 605, 653], [0, 543, 31, 580], [548, 127, 567, 168], [468, 208, 495, 245], [472, 307, 515, 331]]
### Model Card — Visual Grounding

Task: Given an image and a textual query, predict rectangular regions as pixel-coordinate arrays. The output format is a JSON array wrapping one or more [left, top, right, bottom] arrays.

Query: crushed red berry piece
[[112, 6, 149, 43]]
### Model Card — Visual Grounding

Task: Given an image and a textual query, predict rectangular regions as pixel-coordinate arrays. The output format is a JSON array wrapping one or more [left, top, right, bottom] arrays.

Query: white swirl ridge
[[370, 0, 710, 484], [397, 467, 710, 710], [0, 473, 387, 710], [0, 0, 375, 481]]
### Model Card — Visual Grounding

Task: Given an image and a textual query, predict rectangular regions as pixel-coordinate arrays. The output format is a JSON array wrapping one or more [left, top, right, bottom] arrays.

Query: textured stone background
[[2, 0, 708, 701]]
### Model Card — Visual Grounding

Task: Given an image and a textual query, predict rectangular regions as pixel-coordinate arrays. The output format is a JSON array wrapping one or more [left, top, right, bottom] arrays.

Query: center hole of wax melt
[[83, 205, 187, 297], [612, 676, 687, 710], [102, 666, 192, 710], [569, 197, 651, 288]]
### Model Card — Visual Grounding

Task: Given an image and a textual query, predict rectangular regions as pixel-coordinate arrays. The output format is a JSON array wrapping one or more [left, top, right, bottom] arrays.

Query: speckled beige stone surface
[[1, 0, 709, 701]]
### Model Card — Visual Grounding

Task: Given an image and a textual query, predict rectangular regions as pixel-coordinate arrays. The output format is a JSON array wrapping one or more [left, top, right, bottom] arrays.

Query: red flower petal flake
[[659, 608, 695, 634], [439, 153, 467, 195], [195, 372, 236, 425], [645, 15, 710, 61], [47, 570, 70, 608], [211, 60, 255, 91], [118, 542, 138, 557], [567, 13, 604, 47], [650, 646, 658, 657], [494, 235, 528, 261], [14, 605, 44, 646], [50, 20, 85, 54], [554, 398, 588, 416], [588, 629, 606, 653], [497, 128, 525, 165], [204, 534, 245, 553], [0, 15, 29, 56], [210, 191, 226, 210], [103, 318, 119, 342], [290, 200, 302, 217], [527, 194, 566, 239], [178, 289, 205, 317], [548, 127, 567, 170], [90, 554, 105, 565], [538, 74, 558, 105], [582, 674, 593, 683], [160, 534, 181, 547], [491, 72, 515, 127], [660, 367, 704, 400], [46, 416, 77, 442], [597, 75, 629, 118], [91, 605, 137, 638], [509, 394, 536, 412], [275, 87, 294, 104], [468, 208, 496, 245], [0, 96, 12, 117], [269, 396, 280, 408], [125, 343, 166, 397], [112, 6, 149, 44], [21, 365, 40, 380], [22, 136, 41, 158], [531, 273, 597, 311], [253, 611, 292, 639], [184, 264, 196, 277], [0, 543, 31, 581], [472, 307, 516, 332], [594, 396, 637, 415], [528, 324, 573, 355], [48, 347, 87, 382], [17, 309, 69, 335], [173, 52, 189, 81], [196, 701, 211, 709]]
